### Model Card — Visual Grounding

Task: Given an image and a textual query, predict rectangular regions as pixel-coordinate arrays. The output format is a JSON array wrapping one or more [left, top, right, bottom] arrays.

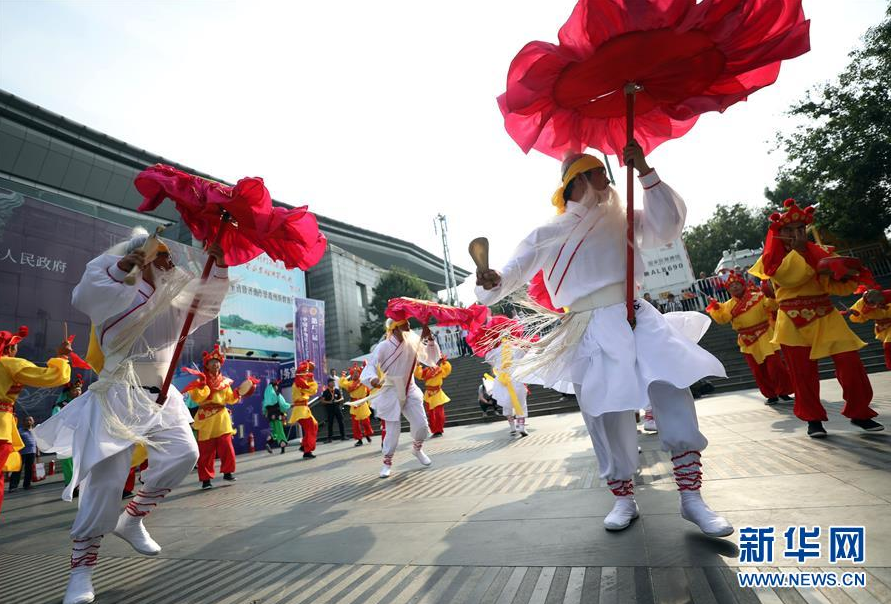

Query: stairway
[[376, 284, 889, 432], [378, 355, 578, 432]]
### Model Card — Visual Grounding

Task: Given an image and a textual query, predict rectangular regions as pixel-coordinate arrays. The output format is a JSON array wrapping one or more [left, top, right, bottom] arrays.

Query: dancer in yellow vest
[[705, 271, 794, 405], [749, 199, 882, 437], [183, 345, 258, 489], [340, 363, 374, 446], [290, 360, 319, 459], [414, 356, 452, 437], [849, 288, 891, 370], [0, 325, 71, 514]]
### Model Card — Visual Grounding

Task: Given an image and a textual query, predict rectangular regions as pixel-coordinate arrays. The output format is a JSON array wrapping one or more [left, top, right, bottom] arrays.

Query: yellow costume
[[188, 379, 241, 441], [413, 360, 452, 409], [706, 290, 780, 364], [340, 375, 372, 421], [849, 297, 891, 344], [1, 356, 70, 471], [290, 376, 319, 424], [750, 249, 864, 359]]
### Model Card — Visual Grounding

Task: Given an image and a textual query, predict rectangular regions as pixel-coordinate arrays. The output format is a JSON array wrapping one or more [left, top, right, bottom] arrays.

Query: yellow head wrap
[[385, 319, 408, 336], [551, 154, 605, 215]]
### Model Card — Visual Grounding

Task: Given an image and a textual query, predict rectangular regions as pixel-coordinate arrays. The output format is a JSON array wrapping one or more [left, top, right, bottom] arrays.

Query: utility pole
[[434, 214, 458, 304]]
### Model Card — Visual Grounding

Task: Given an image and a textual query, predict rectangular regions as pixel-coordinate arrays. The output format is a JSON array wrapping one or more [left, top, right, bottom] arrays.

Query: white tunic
[[475, 171, 725, 417], [35, 254, 228, 500], [360, 332, 441, 423], [485, 345, 528, 417]]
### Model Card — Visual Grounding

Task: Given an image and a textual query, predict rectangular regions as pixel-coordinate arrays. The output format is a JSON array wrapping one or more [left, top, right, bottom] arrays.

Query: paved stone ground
[[2, 375, 891, 603]]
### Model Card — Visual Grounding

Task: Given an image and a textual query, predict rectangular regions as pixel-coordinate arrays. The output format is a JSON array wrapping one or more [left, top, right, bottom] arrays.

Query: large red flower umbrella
[[134, 164, 327, 403], [498, 0, 810, 323]]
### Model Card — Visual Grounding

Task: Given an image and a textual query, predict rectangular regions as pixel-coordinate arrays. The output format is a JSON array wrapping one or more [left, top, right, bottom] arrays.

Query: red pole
[[156, 213, 229, 405], [624, 84, 638, 327]]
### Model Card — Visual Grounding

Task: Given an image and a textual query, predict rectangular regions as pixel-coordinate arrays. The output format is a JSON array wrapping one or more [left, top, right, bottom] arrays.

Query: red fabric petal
[[134, 165, 327, 270], [465, 315, 525, 357], [500, 0, 810, 159]]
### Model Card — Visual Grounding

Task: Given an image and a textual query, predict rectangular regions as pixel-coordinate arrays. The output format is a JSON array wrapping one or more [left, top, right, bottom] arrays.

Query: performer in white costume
[[471, 316, 530, 437], [360, 319, 438, 478], [35, 230, 229, 604], [475, 142, 732, 537]]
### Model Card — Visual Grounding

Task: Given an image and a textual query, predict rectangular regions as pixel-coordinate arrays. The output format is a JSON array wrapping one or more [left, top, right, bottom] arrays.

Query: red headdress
[[725, 271, 747, 289], [466, 316, 524, 357], [761, 199, 876, 289], [202, 344, 226, 367], [0, 326, 28, 356], [66, 374, 85, 391], [296, 360, 315, 375], [769, 199, 816, 231]]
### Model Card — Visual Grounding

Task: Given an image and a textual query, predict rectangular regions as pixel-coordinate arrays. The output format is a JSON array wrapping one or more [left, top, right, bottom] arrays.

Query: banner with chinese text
[[293, 298, 327, 386]]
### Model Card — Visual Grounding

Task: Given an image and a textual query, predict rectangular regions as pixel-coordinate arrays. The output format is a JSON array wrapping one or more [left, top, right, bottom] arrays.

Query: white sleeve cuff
[[638, 169, 661, 189], [211, 265, 229, 279]]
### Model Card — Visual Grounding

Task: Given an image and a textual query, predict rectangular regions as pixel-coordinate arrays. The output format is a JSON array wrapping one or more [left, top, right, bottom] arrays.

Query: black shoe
[[765, 397, 779, 405], [807, 421, 827, 438], [7, 486, 16, 492], [223, 473, 236, 482], [325, 439, 332, 444], [341, 436, 348, 441], [780, 395, 794, 402], [365, 436, 372, 443], [280, 445, 287, 454], [299, 445, 305, 452], [265, 442, 274, 454], [355, 440, 363, 447], [431, 432, 443, 438], [303, 452, 316, 459], [851, 418, 884, 432], [122, 491, 133, 499], [202, 480, 213, 489]]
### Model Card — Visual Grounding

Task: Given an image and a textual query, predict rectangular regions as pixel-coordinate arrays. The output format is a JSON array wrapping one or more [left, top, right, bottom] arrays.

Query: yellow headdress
[[385, 318, 408, 336], [551, 153, 604, 215]]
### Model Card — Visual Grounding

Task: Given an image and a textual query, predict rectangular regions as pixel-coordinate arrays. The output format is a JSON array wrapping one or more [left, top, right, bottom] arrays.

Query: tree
[[682, 203, 771, 276], [359, 267, 432, 351], [767, 7, 891, 244]]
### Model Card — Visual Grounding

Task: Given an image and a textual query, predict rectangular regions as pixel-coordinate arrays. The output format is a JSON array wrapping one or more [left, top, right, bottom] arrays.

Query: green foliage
[[767, 7, 891, 243], [682, 203, 771, 276], [359, 267, 432, 352]]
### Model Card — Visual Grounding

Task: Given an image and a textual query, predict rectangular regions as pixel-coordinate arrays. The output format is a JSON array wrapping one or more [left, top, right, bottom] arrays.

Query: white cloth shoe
[[642, 418, 657, 432], [113, 513, 161, 555], [680, 491, 734, 537], [603, 496, 639, 531], [63, 568, 95, 604], [413, 448, 432, 466], [379, 464, 391, 478]]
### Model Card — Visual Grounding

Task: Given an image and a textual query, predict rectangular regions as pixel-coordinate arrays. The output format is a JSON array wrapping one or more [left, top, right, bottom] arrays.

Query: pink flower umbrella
[[498, 0, 810, 324]]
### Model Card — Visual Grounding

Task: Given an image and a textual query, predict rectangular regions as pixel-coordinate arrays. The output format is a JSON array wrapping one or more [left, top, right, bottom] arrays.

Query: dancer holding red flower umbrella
[[480, 0, 811, 538], [35, 165, 325, 604]]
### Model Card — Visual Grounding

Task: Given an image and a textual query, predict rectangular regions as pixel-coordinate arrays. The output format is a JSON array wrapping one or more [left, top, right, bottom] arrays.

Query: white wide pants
[[71, 421, 198, 539], [579, 381, 707, 483], [381, 394, 430, 457]]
